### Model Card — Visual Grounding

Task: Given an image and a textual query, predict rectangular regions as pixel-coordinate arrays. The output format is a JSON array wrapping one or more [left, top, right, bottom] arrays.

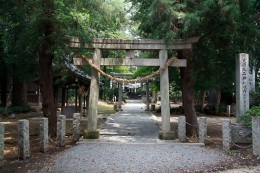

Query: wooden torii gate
[[70, 37, 199, 140]]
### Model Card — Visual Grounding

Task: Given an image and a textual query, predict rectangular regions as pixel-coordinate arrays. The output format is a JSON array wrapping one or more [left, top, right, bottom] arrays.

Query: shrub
[[240, 106, 260, 128], [250, 90, 260, 106], [0, 105, 31, 114]]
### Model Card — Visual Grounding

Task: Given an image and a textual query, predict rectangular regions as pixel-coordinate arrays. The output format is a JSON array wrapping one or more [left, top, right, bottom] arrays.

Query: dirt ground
[[0, 102, 260, 173]]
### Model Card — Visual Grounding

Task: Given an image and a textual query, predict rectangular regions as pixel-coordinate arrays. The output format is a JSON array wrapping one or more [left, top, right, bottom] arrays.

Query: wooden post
[[79, 93, 82, 113], [75, 87, 78, 111], [146, 81, 150, 111], [84, 48, 101, 139], [118, 83, 123, 111], [61, 88, 66, 107]]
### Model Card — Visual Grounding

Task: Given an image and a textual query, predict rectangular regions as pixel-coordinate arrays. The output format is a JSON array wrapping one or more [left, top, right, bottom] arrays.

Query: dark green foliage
[[0, 105, 31, 114], [240, 106, 260, 128], [129, 0, 259, 95], [250, 89, 260, 106]]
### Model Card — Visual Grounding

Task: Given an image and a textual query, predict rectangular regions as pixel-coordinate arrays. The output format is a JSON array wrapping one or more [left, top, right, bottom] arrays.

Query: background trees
[[0, 0, 129, 137], [128, 0, 259, 136], [0, 0, 259, 137]]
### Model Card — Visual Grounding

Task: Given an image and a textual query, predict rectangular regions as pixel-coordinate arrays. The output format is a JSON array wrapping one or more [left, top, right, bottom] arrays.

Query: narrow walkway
[[100, 100, 160, 143], [42, 101, 233, 173]]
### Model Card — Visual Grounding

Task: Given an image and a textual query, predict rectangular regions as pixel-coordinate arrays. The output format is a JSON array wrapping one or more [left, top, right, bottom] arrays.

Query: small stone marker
[[57, 115, 66, 147], [227, 105, 231, 117], [252, 117, 260, 156], [178, 116, 186, 143], [18, 120, 30, 159], [198, 117, 207, 143], [236, 53, 249, 120], [39, 118, 48, 153], [222, 120, 232, 151], [0, 123, 4, 167], [72, 113, 81, 142]]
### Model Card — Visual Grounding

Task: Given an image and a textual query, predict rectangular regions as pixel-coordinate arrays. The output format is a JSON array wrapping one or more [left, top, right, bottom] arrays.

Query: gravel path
[[41, 101, 233, 173]]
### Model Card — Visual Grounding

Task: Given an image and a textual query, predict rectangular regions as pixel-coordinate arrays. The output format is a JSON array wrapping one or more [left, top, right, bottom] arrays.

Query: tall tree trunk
[[61, 88, 66, 107], [39, 0, 57, 138], [215, 90, 221, 115], [178, 50, 198, 137], [0, 62, 7, 106], [201, 90, 206, 112]]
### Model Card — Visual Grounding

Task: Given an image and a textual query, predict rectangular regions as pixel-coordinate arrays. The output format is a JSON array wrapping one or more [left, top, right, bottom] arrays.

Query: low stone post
[[57, 115, 66, 147], [18, 120, 30, 160], [178, 116, 186, 143], [72, 113, 81, 142], [198, 117, 207, 143], [0, 123, 4, 167], [222, 120, 232, 151], [39, 118, 48, 153], [252, 117, 260, 156]]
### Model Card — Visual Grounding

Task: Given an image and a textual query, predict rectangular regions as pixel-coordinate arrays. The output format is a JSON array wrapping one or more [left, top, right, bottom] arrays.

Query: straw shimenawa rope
[[82, 55, 178, 83]]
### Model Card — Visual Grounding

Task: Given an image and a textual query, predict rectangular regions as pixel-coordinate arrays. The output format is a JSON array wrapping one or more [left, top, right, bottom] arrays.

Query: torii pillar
[[84, 48, 101, 139], [159, 49, 175, 140]]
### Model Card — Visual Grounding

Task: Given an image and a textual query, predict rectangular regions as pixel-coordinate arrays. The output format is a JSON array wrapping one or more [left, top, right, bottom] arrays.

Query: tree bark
[[215, 90, 221, 115], [61, 88, 66, 107], [39, 0, 57, 138], [201, 90, 206, 112], [178, 50, 198, 137], [0, 62, 7, 106]]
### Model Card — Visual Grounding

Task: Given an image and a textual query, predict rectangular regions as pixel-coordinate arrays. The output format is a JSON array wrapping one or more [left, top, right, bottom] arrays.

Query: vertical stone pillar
[[236, 53, 249, 121], [118, 83, 123, 111], [0, 123, 4, 167], [249, 67, 255, 93], [57, 115, 66, 147], [40, 118, 48, 153], [72, 113, 81, 142], [252, 117, 260, 156], [85, 48, 101, 139], [145, 81, 150, 111], [222, 120, 232, 151], [227, 105, 231, 117], [159, 49, 175, 140], [18, 120, 30, 159], [198, 117, 207, 143], [178, 116, 186, 143]]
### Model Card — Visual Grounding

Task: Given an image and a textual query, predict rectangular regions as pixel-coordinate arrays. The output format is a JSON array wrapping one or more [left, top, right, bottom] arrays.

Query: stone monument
[[233, 53, 252, 143]]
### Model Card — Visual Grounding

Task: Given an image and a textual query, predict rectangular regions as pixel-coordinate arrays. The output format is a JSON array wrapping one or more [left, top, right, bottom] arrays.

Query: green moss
[[84, 130, 100, 139], [159, 131, 176, 140]]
